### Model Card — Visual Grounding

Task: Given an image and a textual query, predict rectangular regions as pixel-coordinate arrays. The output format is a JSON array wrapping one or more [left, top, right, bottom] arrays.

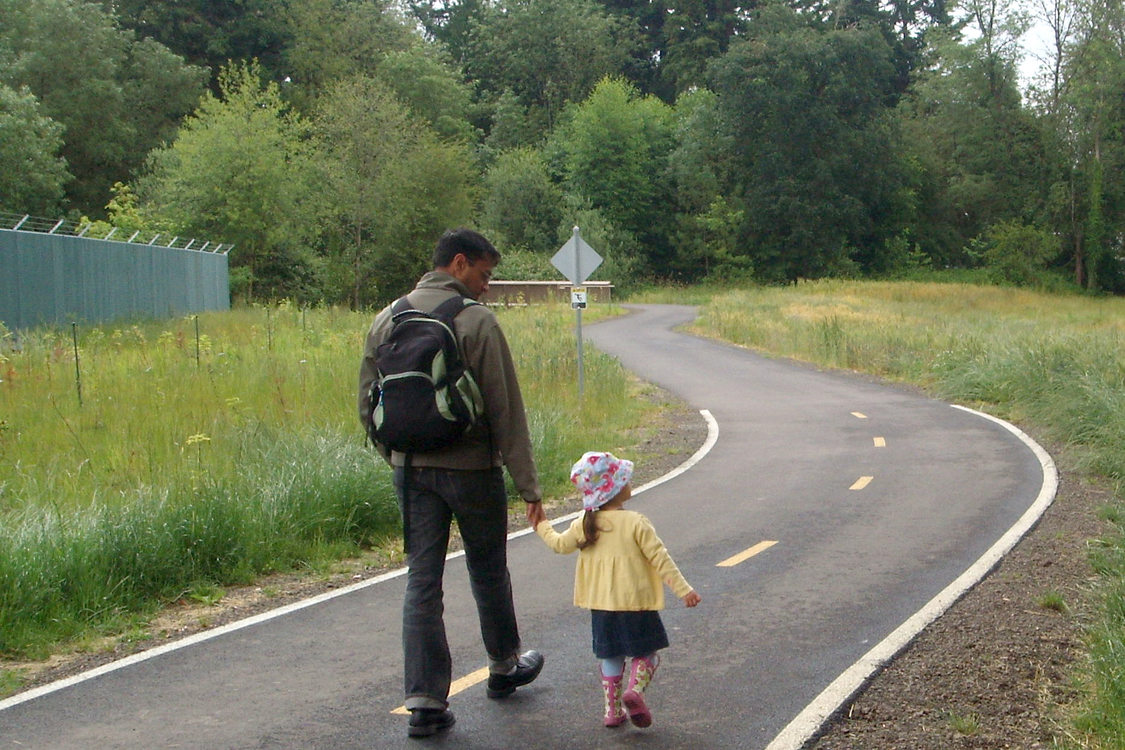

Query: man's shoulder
[[460, 299, 498, 323], [429, 296, 495, 337]]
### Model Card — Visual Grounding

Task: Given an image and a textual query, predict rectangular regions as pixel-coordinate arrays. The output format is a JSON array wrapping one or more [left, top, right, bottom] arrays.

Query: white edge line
[[0, 409, 720, 713], [507, 408, 720, 540], [764, 403, 1058, 750]]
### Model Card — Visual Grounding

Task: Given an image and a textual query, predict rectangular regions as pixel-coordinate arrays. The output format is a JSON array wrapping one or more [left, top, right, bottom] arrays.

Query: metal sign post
[[551, 226, 603, 399]]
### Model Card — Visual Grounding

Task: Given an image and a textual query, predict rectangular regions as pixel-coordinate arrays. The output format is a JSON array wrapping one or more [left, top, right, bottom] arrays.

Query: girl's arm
[[535, 518, 582, 554], [634, 516, 694, 599]]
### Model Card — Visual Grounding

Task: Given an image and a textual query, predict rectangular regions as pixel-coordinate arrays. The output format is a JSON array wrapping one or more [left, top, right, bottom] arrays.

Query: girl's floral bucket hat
[[570, 451, 634, 511]]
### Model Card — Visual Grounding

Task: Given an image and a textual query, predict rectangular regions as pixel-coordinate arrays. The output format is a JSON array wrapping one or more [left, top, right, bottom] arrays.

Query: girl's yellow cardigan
[[536, 509, 693, 611]]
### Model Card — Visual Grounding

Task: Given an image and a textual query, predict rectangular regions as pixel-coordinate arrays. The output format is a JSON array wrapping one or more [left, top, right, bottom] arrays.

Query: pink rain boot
[[622, 654, 659, 728], [600, 673, 627, 728]]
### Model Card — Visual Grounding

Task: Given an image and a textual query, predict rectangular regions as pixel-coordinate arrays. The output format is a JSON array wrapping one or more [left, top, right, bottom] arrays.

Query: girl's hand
[[683, 590, 701, 608]]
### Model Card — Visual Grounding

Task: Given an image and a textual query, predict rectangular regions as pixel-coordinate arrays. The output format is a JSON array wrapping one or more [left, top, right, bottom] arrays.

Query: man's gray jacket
[[358, 271, 541, 504]]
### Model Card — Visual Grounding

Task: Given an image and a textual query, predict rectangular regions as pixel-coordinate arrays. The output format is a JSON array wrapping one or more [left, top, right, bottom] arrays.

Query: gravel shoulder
[[810, 442, 1108, 750]]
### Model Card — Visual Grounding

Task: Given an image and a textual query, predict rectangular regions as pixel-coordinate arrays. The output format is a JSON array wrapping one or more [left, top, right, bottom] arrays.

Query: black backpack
[[366, 295, 484, 453]]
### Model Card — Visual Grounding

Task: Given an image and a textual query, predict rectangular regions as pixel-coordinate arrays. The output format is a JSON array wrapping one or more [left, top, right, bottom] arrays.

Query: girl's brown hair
[[576, 510, 600, 550]]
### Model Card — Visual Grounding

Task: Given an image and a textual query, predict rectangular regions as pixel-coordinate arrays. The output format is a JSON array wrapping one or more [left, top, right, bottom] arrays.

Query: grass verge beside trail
[[677, 280, 1125, 748], [0, 302, 661, 673]]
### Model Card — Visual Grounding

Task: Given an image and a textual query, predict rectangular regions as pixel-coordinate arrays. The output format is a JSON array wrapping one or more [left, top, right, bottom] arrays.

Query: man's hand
[[682, 590, 702, 608], [526, 501, 546, 528]]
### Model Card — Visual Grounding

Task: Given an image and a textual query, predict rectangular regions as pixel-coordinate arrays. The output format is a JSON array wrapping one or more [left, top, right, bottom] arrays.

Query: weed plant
[[0, 302, 653, 658], [689, 279, 1125, 748]]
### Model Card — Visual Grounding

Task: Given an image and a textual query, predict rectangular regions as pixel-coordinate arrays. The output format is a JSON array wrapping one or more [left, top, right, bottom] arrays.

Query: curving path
[[0, 305, 1053, 749]]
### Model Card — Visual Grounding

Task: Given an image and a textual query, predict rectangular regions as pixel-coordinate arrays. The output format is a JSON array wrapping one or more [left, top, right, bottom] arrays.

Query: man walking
[[358, 228, 546, 738]]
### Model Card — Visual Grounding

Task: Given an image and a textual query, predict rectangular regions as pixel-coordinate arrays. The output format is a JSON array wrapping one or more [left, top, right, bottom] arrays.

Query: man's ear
[[449, 253, 470, 272]]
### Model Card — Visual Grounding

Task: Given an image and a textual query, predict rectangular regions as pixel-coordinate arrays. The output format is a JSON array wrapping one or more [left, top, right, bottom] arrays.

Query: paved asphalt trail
[[1, 305, 1047, 750]]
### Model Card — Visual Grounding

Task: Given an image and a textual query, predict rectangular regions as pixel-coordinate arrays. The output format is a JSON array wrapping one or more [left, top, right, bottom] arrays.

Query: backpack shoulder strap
[[430, 295, 478, 325], [389, 296, 417, 320]]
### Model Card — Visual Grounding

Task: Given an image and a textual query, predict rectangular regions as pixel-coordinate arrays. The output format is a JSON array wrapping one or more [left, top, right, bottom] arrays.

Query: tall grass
[[690, 280, 1125, 748], [0, 302, 656, 658]]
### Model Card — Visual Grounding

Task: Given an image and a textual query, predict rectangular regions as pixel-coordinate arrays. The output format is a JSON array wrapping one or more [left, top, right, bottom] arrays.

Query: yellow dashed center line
[[390, 408, 879, 717], [391, 667, 490, 714], [717, 540, 778, 568]]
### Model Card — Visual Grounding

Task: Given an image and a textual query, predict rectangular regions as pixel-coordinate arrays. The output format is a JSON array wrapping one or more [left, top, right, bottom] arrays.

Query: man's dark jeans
[[394, 466, 521, 710]]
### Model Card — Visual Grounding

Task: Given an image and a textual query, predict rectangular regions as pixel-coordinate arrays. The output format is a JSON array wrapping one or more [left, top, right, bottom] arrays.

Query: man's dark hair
[[433, 228, 501, 269]]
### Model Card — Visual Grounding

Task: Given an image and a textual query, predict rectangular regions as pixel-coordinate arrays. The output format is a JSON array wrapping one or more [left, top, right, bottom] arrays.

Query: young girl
[[535, 451, 701, 728]]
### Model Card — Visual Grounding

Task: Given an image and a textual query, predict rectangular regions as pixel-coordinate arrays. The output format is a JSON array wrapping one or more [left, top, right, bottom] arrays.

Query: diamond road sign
[[551, 226, 602, 286]]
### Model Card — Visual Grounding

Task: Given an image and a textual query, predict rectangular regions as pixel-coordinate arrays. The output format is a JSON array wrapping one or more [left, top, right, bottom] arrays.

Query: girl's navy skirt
[[591, 610, 669, 658]]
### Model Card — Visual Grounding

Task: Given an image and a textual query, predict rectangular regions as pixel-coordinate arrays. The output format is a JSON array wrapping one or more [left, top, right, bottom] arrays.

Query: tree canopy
[[3, 0, 1123, 299]]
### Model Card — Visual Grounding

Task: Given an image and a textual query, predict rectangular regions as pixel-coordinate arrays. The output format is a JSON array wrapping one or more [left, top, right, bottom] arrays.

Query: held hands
[[682, 590, 702, 608], [526, 501, 546, 528]]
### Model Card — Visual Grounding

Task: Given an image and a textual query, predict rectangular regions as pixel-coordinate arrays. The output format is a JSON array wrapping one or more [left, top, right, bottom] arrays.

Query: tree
[[124, 37, 213, 157], [600, 0, 750, 99], [279, 0, 415, 106], [313, 75, 476, 307], [479, 147, 566, 254], [667, 87, 745, 279], [279, 1, 475, 141], [980, 219, 1060, 284], [961, 0, 1030, 98], [480, 89, 541, 158], [374, 47, 477, 142], [102, 0, 289, 89], [897, 23, 1051, 267], [710, 7, 911, 282], [881, 0, 955, 93], [554, 77, 677, 270], [1, 0, 206, 214], [141, 62, 318, 300], [467, 0, 632, 131], [1051, 0, 1125, 290], [659, 0, 750, 95], [1027, 0, 1080, 113], [595, 0, 670, 99], [0, 83, 70, 214], [406, 0, 488, 67]]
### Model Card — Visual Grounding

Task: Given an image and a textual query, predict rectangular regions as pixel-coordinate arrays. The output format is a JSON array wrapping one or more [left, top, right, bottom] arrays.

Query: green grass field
[[0, 302, 659, 662]]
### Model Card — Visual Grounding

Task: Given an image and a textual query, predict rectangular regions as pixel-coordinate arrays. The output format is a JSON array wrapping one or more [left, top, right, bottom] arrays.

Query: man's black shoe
[[486, 650, 545, 699], [407, 708, 455, 738]]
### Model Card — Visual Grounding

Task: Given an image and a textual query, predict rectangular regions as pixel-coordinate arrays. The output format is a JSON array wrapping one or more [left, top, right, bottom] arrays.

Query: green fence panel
[[0, 230, 229, 330]]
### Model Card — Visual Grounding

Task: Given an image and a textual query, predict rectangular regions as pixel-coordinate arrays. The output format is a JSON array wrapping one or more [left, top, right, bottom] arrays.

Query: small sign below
[[571, 288, 587, 309]]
